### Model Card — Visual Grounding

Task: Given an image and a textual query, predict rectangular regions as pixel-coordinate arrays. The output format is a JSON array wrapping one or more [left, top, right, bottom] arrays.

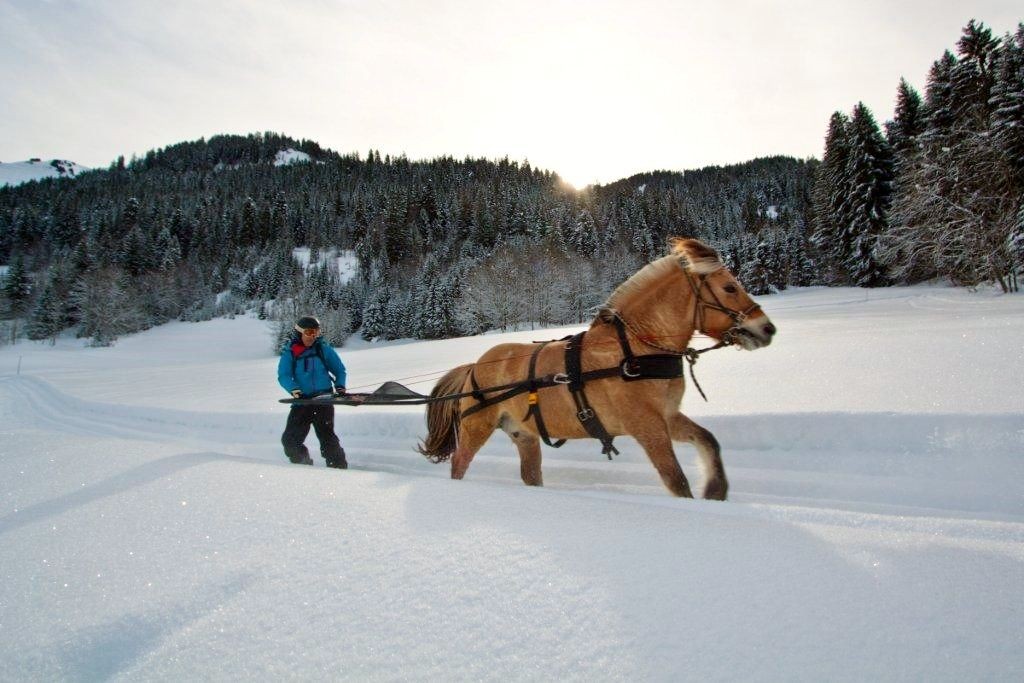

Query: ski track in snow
[[5, 373, 1023, 524]]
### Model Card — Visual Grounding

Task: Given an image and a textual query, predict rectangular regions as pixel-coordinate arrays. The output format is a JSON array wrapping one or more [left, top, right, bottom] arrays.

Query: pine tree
[[120, 225, 152, 276], [26, 279, 64, 343], [360, 260, 389, 340], [950, 21, 999, 132], [414, 250, 459, 339], [567, 210, 599, 256], [990, 24, 1024, 182], [785, 231, 816, 287], [885, 79, 925, 160], [923, 51, 959, 140], [811, 112, 853, 282], [844, 103, 893, 287], [739, 238, 771, 295], [73, 267, 142, 346], [884, 22, 1020, 289], [2, 254, 33, 316], [155, 227, 182, 271]]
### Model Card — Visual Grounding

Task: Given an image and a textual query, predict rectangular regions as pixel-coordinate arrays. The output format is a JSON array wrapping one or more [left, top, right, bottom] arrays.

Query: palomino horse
[[418, 238, 776, 499]]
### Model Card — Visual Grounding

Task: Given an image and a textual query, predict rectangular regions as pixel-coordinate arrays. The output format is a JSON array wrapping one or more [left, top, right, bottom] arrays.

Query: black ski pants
[[281, 404, 345, 464]]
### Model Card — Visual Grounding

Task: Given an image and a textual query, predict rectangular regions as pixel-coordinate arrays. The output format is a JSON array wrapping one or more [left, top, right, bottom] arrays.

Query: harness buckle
[[577, 407, 595, 421], [621, 359, 641, 378], [553, 373, 570, 384], [528, 392, 538, 405]]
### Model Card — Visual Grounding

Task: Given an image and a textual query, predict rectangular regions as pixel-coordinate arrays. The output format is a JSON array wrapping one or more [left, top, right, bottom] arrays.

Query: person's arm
[[322, 344, 347, 390], [277, 349, 300, 395]]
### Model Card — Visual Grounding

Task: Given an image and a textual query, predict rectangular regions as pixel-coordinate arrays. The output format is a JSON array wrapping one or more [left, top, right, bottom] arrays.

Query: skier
[[278, 315, 349, 468]]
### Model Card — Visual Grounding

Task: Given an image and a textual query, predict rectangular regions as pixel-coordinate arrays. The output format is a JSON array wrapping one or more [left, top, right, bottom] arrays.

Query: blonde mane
[[604, 251, 723, 311]]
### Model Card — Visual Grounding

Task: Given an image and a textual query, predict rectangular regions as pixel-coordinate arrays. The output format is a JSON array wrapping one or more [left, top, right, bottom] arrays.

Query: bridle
[[605, 268, 762, 400], [685, 271, 762, 347], [612, 270, 761, 355]]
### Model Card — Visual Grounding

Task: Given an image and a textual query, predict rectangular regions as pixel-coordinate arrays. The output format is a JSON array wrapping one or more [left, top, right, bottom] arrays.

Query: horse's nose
[[763, 322, 776, 337]]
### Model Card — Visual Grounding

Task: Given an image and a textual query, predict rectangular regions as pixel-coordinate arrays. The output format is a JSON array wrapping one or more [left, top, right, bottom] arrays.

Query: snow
[[273, 148, 312, 166], [335, 250, 358, 285], [292, 247, 358, 284], [0, 159, 88, 187], [1, 285, 1023, 679]]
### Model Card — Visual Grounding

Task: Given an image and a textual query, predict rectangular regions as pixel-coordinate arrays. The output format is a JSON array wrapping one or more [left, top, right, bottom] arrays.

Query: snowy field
[[1, 285, 1022, 680]]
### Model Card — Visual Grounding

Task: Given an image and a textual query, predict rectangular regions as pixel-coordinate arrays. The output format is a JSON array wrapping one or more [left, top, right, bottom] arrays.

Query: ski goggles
[[295, 325, 321, 336]]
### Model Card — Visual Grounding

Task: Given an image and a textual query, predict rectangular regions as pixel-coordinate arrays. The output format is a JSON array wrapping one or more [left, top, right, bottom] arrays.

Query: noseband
[[686, 272, 762, 346]]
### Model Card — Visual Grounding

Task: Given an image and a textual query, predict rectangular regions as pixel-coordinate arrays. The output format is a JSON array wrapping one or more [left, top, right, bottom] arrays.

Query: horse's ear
[[671, 238, 722, 273]]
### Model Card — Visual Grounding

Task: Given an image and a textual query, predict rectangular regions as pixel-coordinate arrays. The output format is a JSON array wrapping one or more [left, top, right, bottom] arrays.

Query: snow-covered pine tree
[[155, 227, 182, 271], [739, 236, 772, 295], [810, 111, 853, 283], [360, 260, 389, 340], [990, 24, 1024, 183], [568, 210, 599, 257], [951, 20, 999, 132], [2, 254, 32, 316], [119, 225, 152, 277], [414, 249, 461, 339], [73, 267, 143, 346], [885, 78, 925, 161], [25, 277, 64, 343], [785, 231, 816, 287], [885, 22, 1019, 289], [920, 51, 958, 145], [843, 103, 893, 287]]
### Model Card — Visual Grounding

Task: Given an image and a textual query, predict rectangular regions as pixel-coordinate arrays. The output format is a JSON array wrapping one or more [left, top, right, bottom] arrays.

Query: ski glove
[[291, 389, 302, 399], [334, 386, 346, 397]]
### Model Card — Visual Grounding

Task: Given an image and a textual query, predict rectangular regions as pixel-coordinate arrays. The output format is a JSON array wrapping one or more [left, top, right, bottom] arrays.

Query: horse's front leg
[[669, 413, 727, 500], [632, 428, 694, 498]]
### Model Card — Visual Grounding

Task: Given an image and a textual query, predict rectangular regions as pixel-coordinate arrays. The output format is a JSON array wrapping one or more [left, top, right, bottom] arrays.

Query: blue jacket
[[278, 335, 347, 397]]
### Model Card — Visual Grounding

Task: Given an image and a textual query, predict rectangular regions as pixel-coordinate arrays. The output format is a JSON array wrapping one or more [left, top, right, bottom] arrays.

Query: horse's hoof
[[703, 479, 729, 501]]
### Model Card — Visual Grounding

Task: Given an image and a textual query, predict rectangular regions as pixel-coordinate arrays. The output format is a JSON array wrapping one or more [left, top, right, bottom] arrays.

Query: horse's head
[[669, 237, 776, 350]]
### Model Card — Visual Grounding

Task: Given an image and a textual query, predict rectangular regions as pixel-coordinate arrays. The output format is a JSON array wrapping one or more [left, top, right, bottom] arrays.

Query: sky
[[1, 1, 1021, 187]]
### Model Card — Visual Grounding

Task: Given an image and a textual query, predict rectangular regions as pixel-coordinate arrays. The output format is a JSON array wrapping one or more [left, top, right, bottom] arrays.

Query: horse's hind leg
[[632, 428, 694, 498], [669, 413, 728, 500], [450, 413, 496, 481]]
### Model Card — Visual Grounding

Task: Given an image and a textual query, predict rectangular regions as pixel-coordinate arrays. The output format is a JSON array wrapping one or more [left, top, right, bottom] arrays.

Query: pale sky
[[1, 0, 1020, 187]]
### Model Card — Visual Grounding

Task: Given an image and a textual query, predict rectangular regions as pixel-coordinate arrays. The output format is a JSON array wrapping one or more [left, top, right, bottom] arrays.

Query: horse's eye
[[723, 284, 738, 294]]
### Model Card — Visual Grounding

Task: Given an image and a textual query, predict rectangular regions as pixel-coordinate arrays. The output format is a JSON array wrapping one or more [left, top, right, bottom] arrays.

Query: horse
[[417, 237, 776, 499]]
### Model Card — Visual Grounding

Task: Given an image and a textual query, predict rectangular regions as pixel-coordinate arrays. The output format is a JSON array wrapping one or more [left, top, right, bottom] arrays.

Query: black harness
[[461, 316, 684, 459]]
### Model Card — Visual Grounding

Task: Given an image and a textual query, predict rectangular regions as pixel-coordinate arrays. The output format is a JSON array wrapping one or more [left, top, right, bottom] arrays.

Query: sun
[[556, 163, 604, 191]]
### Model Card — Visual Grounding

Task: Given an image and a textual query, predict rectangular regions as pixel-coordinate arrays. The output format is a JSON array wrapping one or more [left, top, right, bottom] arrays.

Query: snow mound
[[0, 159, 88, 187]]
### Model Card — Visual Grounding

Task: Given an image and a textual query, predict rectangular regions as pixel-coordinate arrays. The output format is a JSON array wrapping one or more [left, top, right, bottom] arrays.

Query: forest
[[1, 19, 1021, 348]]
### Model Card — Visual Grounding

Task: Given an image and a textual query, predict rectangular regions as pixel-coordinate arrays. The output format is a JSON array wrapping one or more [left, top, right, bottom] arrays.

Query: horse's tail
[[417, 363, 474, 464]]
